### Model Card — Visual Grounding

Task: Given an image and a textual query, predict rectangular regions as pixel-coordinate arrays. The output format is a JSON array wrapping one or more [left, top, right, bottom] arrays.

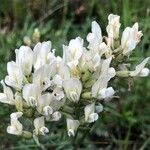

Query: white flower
[[36, 93, 52, 114], [5, 61, 23, 90], [130, 57, 150, 77], [97, 87, 115, 100], [0, 80, 14, 105], [92, 57, 116, 98], [87, 21, 102, 52], [63, 78, 82, 102], [23, 83, 41, 107], [63, 37, 84, 68], [106, 14, 120, 39], [15, 46, 33, 76], [121, 23, 143, 55], [84, 103, 98, 123], [66, 118, 80, 137], [132, 23, 143, 44], [34, 117, 49, 135], [7, 112, 23, 135], [33, 41, 52, 70]]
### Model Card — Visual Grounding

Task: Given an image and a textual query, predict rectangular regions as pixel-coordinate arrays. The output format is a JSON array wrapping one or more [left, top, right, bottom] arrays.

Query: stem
[[33, 134, 46, 150], [124, 124, 131, 150], [73, 124, 94, 149]]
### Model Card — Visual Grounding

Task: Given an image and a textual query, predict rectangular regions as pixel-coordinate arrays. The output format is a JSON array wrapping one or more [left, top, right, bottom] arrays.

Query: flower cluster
[[0, 14, 149, 139]]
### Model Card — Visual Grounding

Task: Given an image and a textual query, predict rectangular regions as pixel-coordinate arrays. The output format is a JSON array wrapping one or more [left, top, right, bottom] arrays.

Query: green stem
[[124, 124, 131, 150], [33, 134, 46, 150]]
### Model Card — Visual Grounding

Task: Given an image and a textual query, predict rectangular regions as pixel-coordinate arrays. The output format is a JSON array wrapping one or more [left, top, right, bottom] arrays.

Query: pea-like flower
[[5, 61, 23, 90], [121, 23, 143, 55], [106, 14, 121, 48], [84, 103, 98, 123], [67, 118, 80, 136], [130, 57, 150, 77], [33, 41, 52, 70], [15, 46, 33, 76], [23, 83, 41, 107], [34, 117, 49, 135], [0, 80, 14, 105], [63, 37, 84, 68], [92, 57, 116, 99], [7, 112, 23, 135], [87, 21, 102, 53], [63, 78, 82, 102], [106, 14, 120, 39]]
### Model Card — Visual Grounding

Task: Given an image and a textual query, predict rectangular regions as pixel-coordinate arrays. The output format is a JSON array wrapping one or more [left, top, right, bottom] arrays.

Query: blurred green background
[[0, 0, 150, 149]]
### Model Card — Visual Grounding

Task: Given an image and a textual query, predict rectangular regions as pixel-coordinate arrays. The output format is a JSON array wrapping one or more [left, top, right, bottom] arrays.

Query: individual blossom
[[106, 14, 121, 49], [121, 23, 143, 55], [130, 57, 150, 77], [84, 103, 98, 123], [5, 61, 23, 90], [33, 41, 52, 70], [7, 112, 23, 135], [66, 118, 80, 137], [63, 37, 84, 68], [33, 117, 49, 135], [0, 80, 14, 105], [92, 57, 116, 98], [23, 83, 41, 107], [87, 21, 102, 52], [15, 46, 33, 76], [63, 78, 82, 102], [36, 93, 52, 115], [106, 14, 121, 40]]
